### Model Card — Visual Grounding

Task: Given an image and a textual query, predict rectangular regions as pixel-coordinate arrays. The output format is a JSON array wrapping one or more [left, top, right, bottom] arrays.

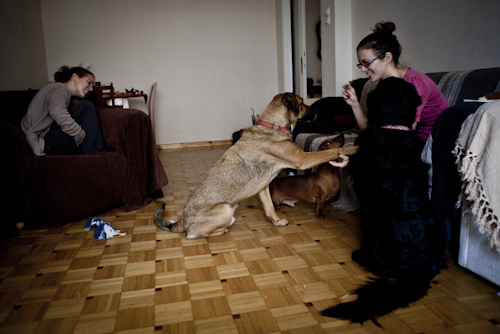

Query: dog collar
[[380, 125, 411, 131], [256, 120, 291, 136]]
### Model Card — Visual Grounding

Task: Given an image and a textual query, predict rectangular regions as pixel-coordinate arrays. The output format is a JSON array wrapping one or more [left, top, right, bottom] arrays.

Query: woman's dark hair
[[357, 22, 402, 65], [54, 66, 94, 83]]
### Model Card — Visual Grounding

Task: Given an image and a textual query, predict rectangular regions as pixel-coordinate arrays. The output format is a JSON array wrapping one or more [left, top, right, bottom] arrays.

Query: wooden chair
[[148, 82, 158, 145], [93, 83, 115, 107]]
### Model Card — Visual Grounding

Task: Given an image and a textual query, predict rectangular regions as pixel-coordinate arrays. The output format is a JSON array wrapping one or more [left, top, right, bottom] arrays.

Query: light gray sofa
[[459, 204, 500, 287]]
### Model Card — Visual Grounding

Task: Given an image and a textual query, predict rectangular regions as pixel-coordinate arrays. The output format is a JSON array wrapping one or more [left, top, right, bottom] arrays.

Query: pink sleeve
[[404, 69, 435, 123], [410, 76, 430, 123]]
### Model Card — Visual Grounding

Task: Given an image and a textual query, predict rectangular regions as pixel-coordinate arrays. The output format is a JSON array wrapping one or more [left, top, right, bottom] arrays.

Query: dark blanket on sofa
[[99, 107, 167, 211]]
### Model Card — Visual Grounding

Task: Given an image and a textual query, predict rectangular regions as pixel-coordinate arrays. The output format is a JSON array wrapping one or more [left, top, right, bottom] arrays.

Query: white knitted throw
[[453, 100, 500, 252]]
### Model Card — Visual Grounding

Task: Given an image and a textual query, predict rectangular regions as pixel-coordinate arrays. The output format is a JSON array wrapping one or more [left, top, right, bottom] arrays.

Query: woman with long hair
[[22, 65, 104, 155]]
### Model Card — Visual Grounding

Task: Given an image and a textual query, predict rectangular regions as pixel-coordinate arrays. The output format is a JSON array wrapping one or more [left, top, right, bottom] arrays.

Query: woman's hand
[[329, 153, 350, 168], [342, 83, 358, 106], [343, 82, 367, 131]]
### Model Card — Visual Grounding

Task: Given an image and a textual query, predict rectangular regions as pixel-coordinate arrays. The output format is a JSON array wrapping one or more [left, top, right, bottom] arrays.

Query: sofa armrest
[[97, 107, 168, 211], [98, 107, 135, 154], [0, 121, 35, 219]]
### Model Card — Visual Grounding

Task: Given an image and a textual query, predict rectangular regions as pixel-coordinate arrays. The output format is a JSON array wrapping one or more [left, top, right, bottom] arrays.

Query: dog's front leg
[[259, 186, 289, 227]]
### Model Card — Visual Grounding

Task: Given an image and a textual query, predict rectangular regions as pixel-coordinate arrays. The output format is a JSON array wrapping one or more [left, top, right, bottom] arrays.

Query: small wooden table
[[103, 92, 148, 109]]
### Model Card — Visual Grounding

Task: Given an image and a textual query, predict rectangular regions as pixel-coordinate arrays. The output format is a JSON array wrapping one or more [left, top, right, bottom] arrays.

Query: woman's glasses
[[357, 57, 379, 69]]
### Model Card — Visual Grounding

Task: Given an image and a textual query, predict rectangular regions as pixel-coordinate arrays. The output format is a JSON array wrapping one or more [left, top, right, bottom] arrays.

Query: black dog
[[321, 77, 447, 325]]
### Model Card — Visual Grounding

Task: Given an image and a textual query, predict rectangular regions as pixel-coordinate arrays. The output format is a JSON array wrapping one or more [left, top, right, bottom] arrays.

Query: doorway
[[291, 0, 322, 98]]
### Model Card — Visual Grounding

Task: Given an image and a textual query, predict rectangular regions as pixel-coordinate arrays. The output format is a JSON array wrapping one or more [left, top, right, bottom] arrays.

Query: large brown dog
[[269, 134, 344, 218], [154, 93, 358, 239]]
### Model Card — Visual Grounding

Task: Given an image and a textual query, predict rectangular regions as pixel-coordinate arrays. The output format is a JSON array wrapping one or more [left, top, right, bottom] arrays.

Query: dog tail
[[321, 276, 432, 326], [154, 203, 185, 233]]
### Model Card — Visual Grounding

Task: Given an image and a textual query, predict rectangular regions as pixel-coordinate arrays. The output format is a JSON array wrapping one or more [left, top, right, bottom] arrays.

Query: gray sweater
[[21, 82, 86, 156]]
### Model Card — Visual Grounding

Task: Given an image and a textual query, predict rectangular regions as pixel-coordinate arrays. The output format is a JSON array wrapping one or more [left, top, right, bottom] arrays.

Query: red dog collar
[[256, 120, 291, 136]]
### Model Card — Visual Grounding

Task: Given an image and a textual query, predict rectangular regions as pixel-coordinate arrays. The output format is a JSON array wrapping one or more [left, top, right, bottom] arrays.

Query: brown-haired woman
[[21, 65, 105, 155], [343, 22, 450, 143]]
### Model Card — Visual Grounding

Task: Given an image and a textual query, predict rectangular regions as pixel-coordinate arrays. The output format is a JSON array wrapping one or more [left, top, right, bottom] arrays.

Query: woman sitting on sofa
[[21, 65, 105, 156], [342, 22, 450, 145]]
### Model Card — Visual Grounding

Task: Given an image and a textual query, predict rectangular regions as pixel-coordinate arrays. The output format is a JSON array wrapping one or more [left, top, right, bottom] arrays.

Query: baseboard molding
[[158, 140, 233, 150]]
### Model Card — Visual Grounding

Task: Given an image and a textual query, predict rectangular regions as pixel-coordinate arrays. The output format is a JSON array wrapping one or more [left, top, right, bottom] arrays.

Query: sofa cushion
[[429, 67, 500, 105], [456, 68, 500, 101]]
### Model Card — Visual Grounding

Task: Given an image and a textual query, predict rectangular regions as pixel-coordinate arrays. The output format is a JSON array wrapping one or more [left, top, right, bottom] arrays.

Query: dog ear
[[332, 134, 345, 147], [282, 92, 300, 116]]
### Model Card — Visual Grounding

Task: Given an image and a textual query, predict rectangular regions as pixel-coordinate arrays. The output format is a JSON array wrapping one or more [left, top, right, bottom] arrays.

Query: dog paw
[[273, 218, 289, 227]]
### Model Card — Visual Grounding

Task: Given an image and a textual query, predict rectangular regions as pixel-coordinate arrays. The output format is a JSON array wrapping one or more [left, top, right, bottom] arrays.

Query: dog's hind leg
[[259, 186, 288, 227], [206, 226, 231, 238], [315, 198, 326, 218], [185, 204, 237, 239]]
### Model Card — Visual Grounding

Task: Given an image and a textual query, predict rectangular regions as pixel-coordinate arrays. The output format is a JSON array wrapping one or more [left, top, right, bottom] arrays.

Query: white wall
[[0, 0, 48, 90], [276, 0, 293, 93], [319, 0, 335, 97], [39, 0, 279, 145], [320, 0, 353, 97], [349, 0, 500, 79], [332, 0, 352, 96], [2, 0, 499, 145]]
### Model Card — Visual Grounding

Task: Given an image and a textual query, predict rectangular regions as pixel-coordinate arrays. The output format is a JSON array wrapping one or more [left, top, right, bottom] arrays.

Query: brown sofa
[[0, 89, 168, 226]]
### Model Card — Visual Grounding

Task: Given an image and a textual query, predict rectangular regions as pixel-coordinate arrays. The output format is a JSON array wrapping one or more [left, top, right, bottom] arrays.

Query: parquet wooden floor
[[1, 145, 499, 333]]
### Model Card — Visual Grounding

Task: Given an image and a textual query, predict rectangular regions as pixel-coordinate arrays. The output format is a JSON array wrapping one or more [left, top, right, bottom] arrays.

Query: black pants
[[44, 100, 105, 155]]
